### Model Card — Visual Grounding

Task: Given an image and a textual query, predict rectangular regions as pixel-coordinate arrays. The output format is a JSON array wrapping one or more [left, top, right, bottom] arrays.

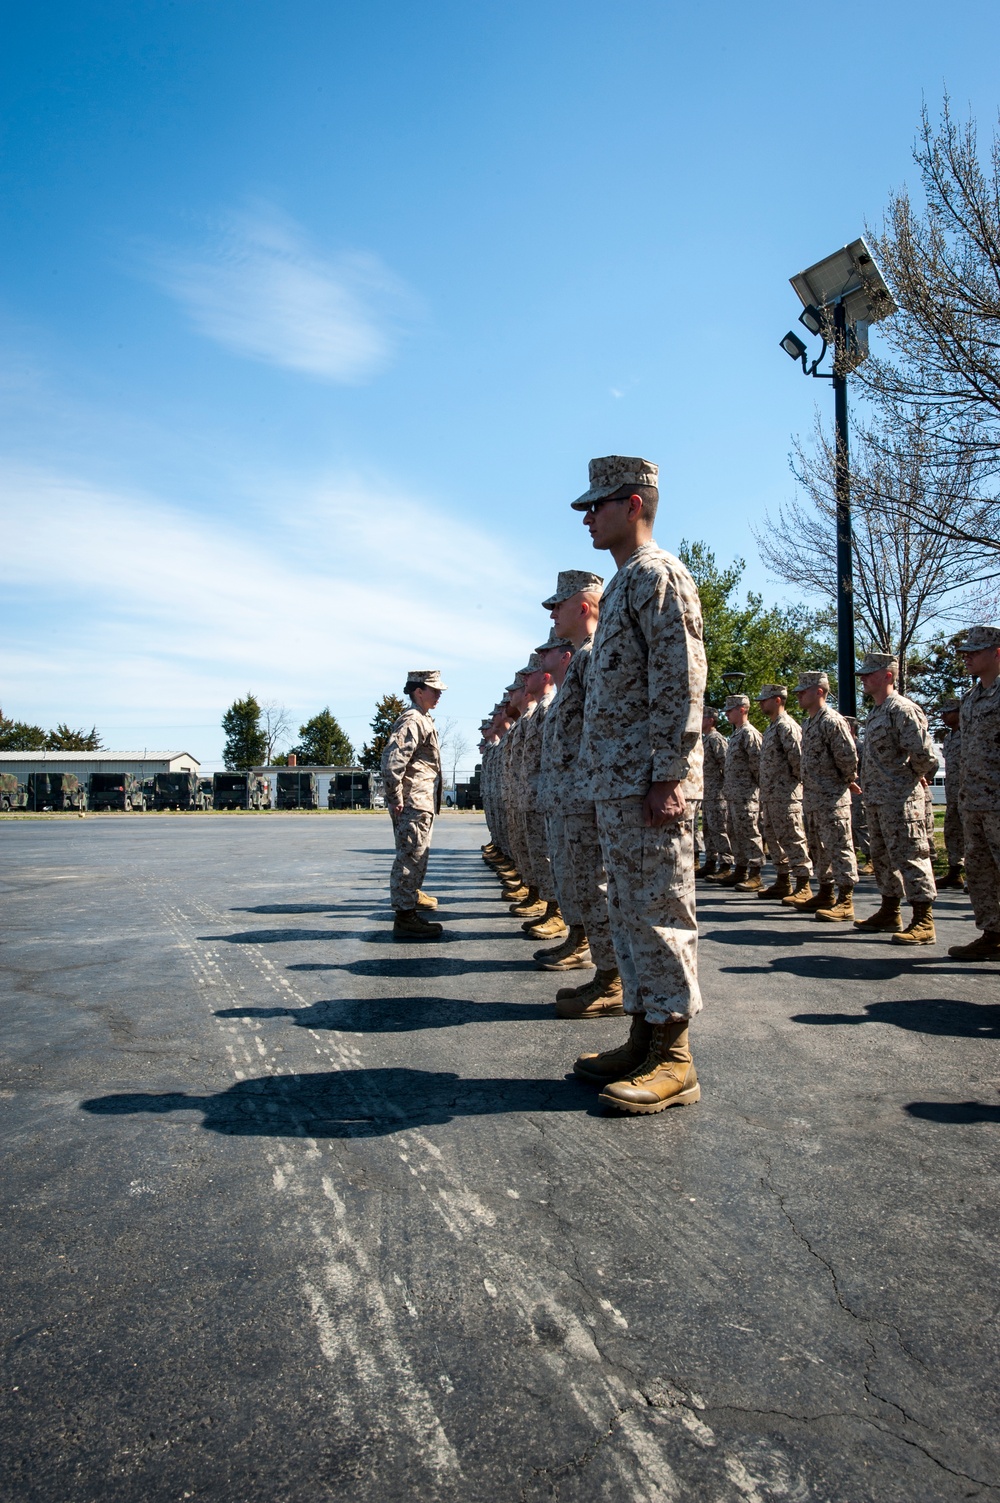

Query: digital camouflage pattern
[[539, 642, 592, 813], [389, 807, 434, 910], [804, 806, 858, 888], [867, 792, 937, 902], [963, 812, 1000, 931], [723, 721, 763, 871], [959, 676, 1000, 811], [858, 692, 938, 804], [381, 707, 442, 814], [801, 704, 858, 889], [758, 710, 810, 879], [581, 543, 706, 802], [545, 811, 583, 926], [701, 726, 732, 862], [759, 711, 803, 798], [560, 808, 616, 969], [943, 726, 964, 866]]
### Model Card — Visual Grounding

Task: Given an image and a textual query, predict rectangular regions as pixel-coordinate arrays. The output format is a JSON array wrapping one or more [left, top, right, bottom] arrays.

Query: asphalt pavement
[[2, 811, 999, 1503]]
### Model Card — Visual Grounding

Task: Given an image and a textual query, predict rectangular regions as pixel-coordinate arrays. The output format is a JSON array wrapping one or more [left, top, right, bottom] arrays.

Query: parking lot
[[2, 813, 999, 1502]]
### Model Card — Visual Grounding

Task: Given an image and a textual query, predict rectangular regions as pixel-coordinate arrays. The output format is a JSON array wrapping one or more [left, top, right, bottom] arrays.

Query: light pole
[[779, 237, 896, 719]]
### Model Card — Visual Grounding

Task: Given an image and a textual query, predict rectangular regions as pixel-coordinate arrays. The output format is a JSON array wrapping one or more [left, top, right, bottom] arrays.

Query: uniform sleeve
[[747, 729, 761, 782], [828, 719, 859, 783], [382, 716, 420, 804], [898, 706, 940, 780], [635, 564, 708, 784], [783, 720, 802, 782]]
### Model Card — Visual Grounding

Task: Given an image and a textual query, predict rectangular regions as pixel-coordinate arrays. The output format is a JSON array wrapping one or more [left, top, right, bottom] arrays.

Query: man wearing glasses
[[569, 457, 708, 1115]]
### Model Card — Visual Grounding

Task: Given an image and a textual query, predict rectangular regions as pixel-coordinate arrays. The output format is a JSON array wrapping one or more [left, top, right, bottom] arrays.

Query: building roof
[[0, 750, 200, 764]]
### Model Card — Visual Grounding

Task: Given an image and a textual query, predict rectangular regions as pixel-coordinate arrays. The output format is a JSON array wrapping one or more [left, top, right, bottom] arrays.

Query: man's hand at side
[[643, 779, 685, 827]]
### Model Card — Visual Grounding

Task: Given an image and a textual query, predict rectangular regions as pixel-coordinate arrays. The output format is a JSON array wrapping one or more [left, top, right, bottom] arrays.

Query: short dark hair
[[609, 482, 658, 522]]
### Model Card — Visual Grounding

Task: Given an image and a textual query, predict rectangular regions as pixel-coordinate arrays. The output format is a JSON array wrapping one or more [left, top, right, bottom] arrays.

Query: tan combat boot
[[735, 868, 763, 892], [535, 926, 592, 971], [793, 881, 834, 914], [781, 875, 813, 907], [415, 889, 439, 910], [510, 886, 545, 918], [891, 901, 936, 945], [815, 884, 855, 922], [853, 896, 902, 932], [710, 864, 747, 888], [574, 1014, 653, 1082], [758, 872, 793, 900], [949, 929, 1000, 960], [503, 881, 530, 903], [393, 909, 443, 941], [555, 969, 624, 1018], [937, 865, 966, 890], [696, 857, 718, 880], [598, 1020, 701, 1114], [524, 902, 567, 939]]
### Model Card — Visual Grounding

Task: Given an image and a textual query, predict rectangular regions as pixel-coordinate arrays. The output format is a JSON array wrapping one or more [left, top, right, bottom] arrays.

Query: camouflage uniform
[[959, 674, 1000, 932], [758, 710, 811, 880], [723, 721, 764, 870], [701, 726, 732, 863], [520, 685, 557, 902], [943, 726, 964, 867], [540, 640, 615, 967], [860, 691, 938, 903], [505, 709, 534, 887], [580, 543, 707, 1021], [800, 703, 858, 887], [382, 703, 442, 910]]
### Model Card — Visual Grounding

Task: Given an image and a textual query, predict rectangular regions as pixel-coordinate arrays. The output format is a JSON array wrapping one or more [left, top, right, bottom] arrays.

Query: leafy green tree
[[46, 723, 103, 751], [907, 631, 970, 711], [292, 708, 355, 767], [0, 709, 48, 750], [222, 693, 268, 770], [680, 541, 835, 727], [359, 694, 406, 770]]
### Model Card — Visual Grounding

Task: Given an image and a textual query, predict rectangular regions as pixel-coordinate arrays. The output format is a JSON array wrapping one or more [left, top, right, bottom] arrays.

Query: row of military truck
[[0, 769, 383, 813]]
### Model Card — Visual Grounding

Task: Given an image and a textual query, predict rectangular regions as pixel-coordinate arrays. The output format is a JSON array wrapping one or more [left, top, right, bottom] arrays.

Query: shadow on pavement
[[215, 997, 557, 1030], [791, 998, 1000, 1036], [905, 1100, 1000, 1124], [718, 949, 999, 982], [288, 955, 537, 976], [81, 1068, 596, 1137]]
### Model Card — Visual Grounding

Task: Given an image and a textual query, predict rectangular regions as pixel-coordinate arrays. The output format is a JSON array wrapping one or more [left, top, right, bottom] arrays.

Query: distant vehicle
[[0, 773, 27, 811], [275, 770, 319, 810], [329, 770, 375, 809], [27, 772, 87, 811], [443, 784, 458, 807], [213, 772, 265, 810], [89, 772, 145, 812], [151, 771, 209, 811]]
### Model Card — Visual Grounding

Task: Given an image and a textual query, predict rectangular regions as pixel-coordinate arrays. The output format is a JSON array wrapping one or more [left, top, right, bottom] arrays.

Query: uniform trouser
[[692, 799, 703, 856], [702, 792, 732, 863], [924, 786, 936, 844], [523, 807, 556, 902], [510, 809, 534, 886], [944, 799, 965, 866], [866, 795, 937, 902], [962, 810, 1000, 931], [389, 807, 434, 910], [546, 811, 583, 926], [804, 800, 858, 888], [759, 796, 811, 879], [851, 791, 870, 859], [595, 798, 701, 1022], [558, 807, 617, 970], [727, 796, 763, 870]]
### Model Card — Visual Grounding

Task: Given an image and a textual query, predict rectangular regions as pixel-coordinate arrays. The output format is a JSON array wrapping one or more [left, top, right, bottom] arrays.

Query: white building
[[0, 750, 200, 783]]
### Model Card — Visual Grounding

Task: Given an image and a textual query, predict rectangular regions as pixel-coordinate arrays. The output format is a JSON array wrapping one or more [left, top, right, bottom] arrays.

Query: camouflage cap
[[940, 698, 962, 712], [757, 683, 788, 701], [702, 704, 720, 719], [536, 634, 573, 655], [795, 670, 830, 692], [725, 693, 750, 711], [541, 570, 605, 609], [405, 668, 448, 691], [956, 624, 1000, 652], [570, 456, 659, 510], [856, 652, 897, 677]]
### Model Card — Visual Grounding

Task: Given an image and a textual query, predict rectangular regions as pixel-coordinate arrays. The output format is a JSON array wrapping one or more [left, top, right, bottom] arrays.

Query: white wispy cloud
[[0, 463, 544, 758], [146, 205, 414, 382]]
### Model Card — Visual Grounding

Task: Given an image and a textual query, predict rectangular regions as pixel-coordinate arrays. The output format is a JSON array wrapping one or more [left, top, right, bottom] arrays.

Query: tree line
[[755, 94, 1000, 702], [0, 710, 103, 752]]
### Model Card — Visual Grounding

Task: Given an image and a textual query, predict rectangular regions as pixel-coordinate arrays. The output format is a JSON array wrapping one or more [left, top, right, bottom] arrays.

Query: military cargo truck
[[152, 771, 208, 811], [0, 773, 27, 811], [275, 770, 319, 810], [88, 772, 145, 811], [213, 772, 265, 810], [27, 772, 87, 811], [329, 770, 375, 809]]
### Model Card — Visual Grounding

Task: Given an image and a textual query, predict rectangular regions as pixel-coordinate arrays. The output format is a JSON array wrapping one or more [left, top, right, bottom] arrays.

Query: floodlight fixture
[[780, 331, 808, 361], [721, 671, 747, 690], [798, 303, 825, 336]]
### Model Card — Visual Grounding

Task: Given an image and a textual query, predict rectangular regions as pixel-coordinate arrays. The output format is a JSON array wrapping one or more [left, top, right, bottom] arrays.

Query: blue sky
[[2, 0, 999, 767]]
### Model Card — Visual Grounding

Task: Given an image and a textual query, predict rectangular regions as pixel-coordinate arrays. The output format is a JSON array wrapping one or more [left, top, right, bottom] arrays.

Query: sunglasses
[[581, 495, 630, 517]]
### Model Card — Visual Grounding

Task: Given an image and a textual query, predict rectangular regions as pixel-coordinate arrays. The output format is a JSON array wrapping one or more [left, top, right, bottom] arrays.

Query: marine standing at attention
[[756, 684, 812, 902], [381, 669, 446, 942], [567, 455, 707, 1116], [697, 706, 731, 880], [708, 694, 763, 891]]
